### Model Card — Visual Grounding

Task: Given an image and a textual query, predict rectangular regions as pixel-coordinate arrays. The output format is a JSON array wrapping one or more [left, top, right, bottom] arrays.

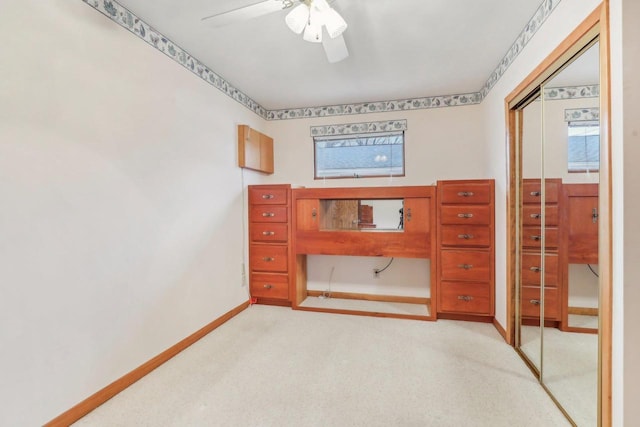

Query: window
[[314, 131, 405, 179], [567, 121, 599, 172]]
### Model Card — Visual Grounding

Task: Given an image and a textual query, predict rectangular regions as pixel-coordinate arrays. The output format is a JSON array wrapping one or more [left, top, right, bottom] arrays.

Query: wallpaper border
[[546, 85, 600, 100], [310, 120, 408, 137], [565, 108, 600, 122]]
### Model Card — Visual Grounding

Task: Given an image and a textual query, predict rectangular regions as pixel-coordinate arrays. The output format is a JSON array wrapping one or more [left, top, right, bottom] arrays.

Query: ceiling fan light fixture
[[323, 8, 347, 39], [303, 20, 323, 43], [285, 3, 309, 34]]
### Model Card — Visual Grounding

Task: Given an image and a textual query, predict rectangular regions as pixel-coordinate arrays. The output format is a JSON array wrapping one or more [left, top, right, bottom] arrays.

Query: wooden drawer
[[250, 273, 289, 300], [250, 245, 288, 272], [249, 186, 288, 205], [440, 182, 492, 204], [521, 286, 560, 320], [251, 223, 288, 243], [439, 281, 492, 315], [522, 180, 560, 204], [440, 225, 491, 248], [521, 253, 559, 287], [522, 226, 559, 249], [440, 205, 491, 225], [250, 205, 288, 223], [440, 250, 491, 282], [522, 204, 559, 226]]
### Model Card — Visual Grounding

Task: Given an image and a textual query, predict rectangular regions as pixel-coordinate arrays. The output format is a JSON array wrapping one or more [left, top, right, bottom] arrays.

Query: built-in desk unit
[[291, 186, 437, 320], [247, 182, 496, 322]]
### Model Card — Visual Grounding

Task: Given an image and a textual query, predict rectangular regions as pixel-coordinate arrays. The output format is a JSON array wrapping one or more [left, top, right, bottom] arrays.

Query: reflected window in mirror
[[568, 120, 600, 173], [319, 199, 404, 231]]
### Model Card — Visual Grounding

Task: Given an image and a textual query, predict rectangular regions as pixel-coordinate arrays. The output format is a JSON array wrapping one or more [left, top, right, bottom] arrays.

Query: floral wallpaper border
[[82, 0, 569, 121], [480, 0, 562, 98], [82, 0, 268, 119], [269, 93, 482, 121], [310, 120, 408, 137], [565, 108, 600, 122], [545, 85, 600, 100]]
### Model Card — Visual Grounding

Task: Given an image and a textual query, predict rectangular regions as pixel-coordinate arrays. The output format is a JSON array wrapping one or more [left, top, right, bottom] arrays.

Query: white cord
[[321, 266, 335, 299], [240, 168, 251, 301]]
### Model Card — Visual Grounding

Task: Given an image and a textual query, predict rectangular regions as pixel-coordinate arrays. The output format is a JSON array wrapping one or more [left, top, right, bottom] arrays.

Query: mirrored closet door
[[541, 40, 600, 427], [515, 38, 600, 427]]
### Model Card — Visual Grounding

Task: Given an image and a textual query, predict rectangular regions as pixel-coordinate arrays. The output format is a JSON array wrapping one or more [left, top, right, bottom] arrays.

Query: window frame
[[312, 131, 406, 180], [567, 120, 600, 173]]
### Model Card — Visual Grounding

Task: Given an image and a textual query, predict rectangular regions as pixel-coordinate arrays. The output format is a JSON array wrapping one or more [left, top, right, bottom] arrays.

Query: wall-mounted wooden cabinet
[[238, 125, 274, 174]]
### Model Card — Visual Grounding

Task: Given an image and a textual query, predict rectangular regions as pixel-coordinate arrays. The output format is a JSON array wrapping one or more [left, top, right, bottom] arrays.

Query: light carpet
[[75, 305, 570, 427]]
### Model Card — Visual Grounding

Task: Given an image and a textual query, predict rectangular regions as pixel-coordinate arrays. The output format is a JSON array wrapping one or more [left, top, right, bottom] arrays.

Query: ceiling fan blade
[[322, 33, 349, 63], [201, 0, 291, 28]]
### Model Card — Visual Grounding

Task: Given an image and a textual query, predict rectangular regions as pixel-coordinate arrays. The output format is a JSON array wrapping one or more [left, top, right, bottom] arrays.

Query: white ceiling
[[116, 0, 546, 110]]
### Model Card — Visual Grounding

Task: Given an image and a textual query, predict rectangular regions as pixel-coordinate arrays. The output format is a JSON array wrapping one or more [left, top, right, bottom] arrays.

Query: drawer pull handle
[[458, 295, 473, 302], [530, 299, 541, 306], [262, 231, 275, 236], [262, 194, 275, 200], [458, 234, 474, 240], [457, 213, 474, 219], [263, 284, 273, 289], [262, 212, 275, 217], [530, 213, 541, 219], [457, 191, 475, 197], [530, 266, 542, 272], [263, 257, 275, 262], [530, 235, 542, 241], [311, 208, 317, 218], [458, 264, 473, 270], [530, 191, 541, 197]]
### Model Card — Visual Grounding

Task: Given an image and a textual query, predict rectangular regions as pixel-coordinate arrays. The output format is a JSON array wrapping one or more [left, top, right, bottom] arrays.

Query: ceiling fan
[[201, 0, 349, 63]]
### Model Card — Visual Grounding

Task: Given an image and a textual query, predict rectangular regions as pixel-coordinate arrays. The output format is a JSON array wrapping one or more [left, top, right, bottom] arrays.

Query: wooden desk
[[290, 186, 437, 320]]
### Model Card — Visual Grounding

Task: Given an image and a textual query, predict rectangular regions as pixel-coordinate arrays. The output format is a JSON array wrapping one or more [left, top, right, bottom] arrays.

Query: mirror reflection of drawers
[[520, 178, 562, 321], [521, 253, 559, 287], [521, 286, 560, 320]]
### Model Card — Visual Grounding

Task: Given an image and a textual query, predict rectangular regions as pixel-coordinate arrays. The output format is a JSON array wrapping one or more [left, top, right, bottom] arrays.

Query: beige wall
[[0, 1, 267, 424], [612, 0, 640, 423]]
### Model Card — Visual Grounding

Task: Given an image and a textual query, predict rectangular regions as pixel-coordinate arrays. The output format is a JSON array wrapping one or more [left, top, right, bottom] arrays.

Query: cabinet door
[[567, 195, 599, 263], [403, 198, 430, 233], [296, 199, 319, 231], [238, 125, 274, 174], [259, 133, 274, 174]]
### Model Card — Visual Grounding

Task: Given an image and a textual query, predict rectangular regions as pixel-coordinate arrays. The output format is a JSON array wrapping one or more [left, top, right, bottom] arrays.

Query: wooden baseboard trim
[[295, 305, 433, 321], [492, 318, 508, 341], [254, 298, 291, 307], [45, 300, 250, 427], [307, 290, 430, 305], [436, 313, 493, 323], [568, 306, 599, 316]]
